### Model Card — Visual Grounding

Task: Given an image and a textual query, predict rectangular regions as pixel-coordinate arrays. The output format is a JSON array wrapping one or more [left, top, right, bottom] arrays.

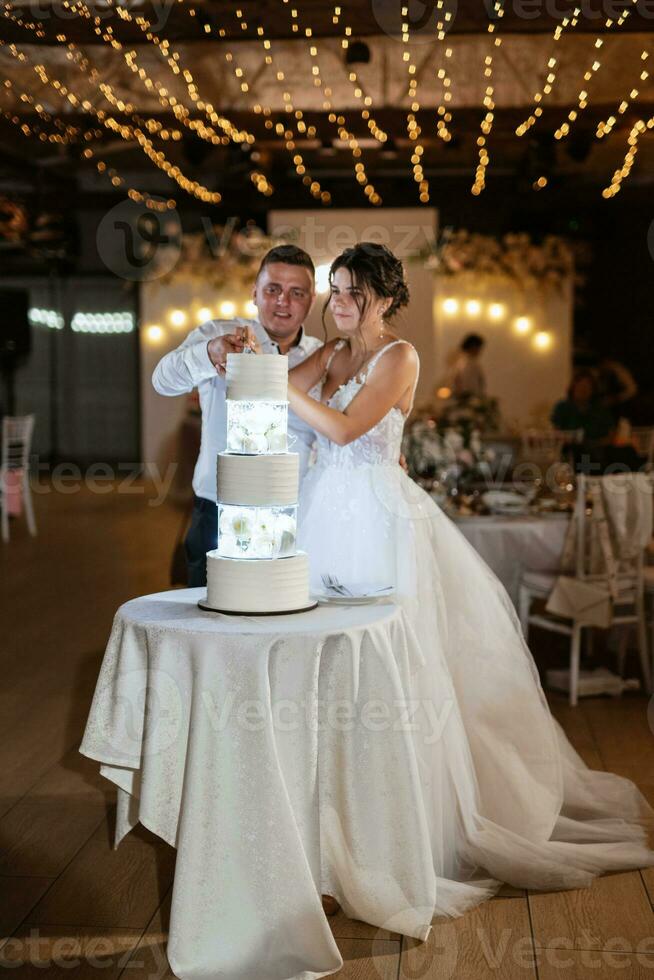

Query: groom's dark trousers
[[185, 495, 217, 587]]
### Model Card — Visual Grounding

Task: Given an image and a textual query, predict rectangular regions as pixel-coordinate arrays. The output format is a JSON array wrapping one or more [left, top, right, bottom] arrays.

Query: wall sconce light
[[533, 331, 552, 351], [442, 298, 459, 315], [315, 263, 332, 294], [145, 325, 164, 344], [513, 316, 532, 335], [169, 309, 187, 329]]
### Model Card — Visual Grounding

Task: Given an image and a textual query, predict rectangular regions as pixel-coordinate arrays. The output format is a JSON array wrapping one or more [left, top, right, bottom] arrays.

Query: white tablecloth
[[80, 588, 435, 980], [453, 513, 569, 605]]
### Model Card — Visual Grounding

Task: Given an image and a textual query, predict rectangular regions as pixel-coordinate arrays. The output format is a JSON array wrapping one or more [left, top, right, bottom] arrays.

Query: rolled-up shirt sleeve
[[152, 320, 238, 395]]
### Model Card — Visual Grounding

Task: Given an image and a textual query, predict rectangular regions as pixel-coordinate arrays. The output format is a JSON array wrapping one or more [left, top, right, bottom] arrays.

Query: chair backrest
[[522, 428, 583, 459], [574, 472, 653, 599], [1, 415, 35, 471], [631, 426, 654, 469]]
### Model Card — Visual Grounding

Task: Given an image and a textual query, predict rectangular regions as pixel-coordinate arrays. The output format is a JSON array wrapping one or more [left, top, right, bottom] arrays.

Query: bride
[[259, 242, 654, 924]]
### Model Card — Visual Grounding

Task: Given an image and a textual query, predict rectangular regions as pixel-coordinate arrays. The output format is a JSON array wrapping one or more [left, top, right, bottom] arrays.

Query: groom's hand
[[207, 329, 251, 374]]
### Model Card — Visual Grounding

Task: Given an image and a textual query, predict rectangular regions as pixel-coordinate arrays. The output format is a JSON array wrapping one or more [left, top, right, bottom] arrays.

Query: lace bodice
[[308, 339, 417, 469]]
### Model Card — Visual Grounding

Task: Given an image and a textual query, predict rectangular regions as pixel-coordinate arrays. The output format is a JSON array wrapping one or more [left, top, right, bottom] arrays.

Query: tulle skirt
[[298, 461, 654, 921]]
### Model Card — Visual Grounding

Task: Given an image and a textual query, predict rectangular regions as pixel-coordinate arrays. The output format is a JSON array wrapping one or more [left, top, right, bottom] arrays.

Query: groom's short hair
[[257, 244, 315, 279]]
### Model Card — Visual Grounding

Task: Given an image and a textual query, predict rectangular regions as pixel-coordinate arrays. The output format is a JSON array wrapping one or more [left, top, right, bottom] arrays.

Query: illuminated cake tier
[[205, 352, 314, 614]]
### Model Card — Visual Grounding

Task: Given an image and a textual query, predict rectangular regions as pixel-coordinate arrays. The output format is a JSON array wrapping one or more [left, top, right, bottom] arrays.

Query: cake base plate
[[198, 598, 319, 616]]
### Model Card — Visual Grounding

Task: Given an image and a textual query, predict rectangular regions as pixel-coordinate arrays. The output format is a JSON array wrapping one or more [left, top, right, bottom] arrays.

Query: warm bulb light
[[534, 331, 552, 351], [465, 299, 481, 317], [488, 302, 506, 320], [315, 263, 332, 293], [442, 297, 459, 315], [243, 300, 257, 317], [437, 387, 452, 399], [514, 316, 532, 335], [145, 325, 164, 343], [219, 300, 236, 317], [197, 307, 213, 323], [169, 309, 187, 328]]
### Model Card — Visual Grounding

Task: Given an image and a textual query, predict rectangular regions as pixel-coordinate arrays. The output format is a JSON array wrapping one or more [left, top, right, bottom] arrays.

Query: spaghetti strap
[[324, 338, 347, 375], [363, 339, 419, 415]]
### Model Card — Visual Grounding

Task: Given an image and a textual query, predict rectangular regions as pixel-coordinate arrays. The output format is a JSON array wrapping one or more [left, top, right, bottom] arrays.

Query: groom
[[152, 244, 322, 587]]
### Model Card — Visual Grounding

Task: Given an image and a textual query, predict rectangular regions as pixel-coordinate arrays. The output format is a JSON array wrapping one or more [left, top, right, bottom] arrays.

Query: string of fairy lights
[[552, 1, 638, 143], [471, 2, 504, 197], [596, 50, 650, 140], [0, 13, 222, 204], [281, 0, 382, 204], [432, 16, 454, 145], [0, 0, 652, 206], [1, 2, 223, 205], [401, 5, 430, 204], [226, 5, 327, 203]]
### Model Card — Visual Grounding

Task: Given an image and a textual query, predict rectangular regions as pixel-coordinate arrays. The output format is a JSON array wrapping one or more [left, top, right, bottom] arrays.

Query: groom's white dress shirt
[[152, 318, 322, 503]]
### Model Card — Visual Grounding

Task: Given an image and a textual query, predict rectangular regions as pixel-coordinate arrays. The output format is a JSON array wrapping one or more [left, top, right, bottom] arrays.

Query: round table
[[80, 588, 436, 980], [452, 513, 569, 606]]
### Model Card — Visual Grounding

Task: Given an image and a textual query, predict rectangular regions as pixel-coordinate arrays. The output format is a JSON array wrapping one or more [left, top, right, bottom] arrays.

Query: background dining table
[[450, 512, 570, 606]]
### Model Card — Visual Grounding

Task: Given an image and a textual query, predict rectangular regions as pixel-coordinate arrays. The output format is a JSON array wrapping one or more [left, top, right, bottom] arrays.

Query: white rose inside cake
[[205, 352, 312, 614]]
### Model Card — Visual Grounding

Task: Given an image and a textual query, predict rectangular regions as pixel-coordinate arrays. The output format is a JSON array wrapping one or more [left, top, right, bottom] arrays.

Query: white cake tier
[[206, 551, 310, 613], [217, 452, 299, 506], [226, 352, 288, 401]]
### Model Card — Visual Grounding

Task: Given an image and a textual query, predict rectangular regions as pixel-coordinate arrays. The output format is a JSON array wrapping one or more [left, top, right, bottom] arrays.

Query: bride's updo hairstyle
[[324, 242, 410, 334]]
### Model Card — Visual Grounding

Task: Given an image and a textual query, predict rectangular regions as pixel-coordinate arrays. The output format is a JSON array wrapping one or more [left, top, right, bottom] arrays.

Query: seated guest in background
[[449, 333, 486, 398], [551, 370, 614, 443]]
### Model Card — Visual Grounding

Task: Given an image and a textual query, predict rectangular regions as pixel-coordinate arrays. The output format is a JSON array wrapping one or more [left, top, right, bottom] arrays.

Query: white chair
[[645, 553, 654, 671], [632, 426, 654, 470], [518, 473, 652, 705], [521, 428, 583, 462], [1, 414, 37, 543]]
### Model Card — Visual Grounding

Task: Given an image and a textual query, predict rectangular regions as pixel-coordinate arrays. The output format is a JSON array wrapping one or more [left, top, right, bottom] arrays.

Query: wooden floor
[[1, 482, 654, 978]]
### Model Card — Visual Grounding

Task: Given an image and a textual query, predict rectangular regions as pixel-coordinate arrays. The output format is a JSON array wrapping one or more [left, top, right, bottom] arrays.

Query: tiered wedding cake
[[204, 352, 314, 614]]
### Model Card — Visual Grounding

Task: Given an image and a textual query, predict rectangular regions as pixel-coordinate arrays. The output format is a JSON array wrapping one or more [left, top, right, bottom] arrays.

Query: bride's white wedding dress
[[298, 338, 654, 921]]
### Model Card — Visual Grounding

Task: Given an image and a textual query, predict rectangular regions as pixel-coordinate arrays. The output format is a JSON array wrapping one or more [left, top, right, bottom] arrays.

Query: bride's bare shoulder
[[382, 340, 419, 372]]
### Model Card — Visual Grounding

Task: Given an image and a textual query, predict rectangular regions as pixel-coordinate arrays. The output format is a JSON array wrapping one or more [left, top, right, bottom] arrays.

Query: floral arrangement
[[403, 393, 502, 491], [403, 418, 494, 487], [156, 220, 295, 289], [218, 505, 297, 559], [436, 393, 501, 440], [422, 229, 575, 294]]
